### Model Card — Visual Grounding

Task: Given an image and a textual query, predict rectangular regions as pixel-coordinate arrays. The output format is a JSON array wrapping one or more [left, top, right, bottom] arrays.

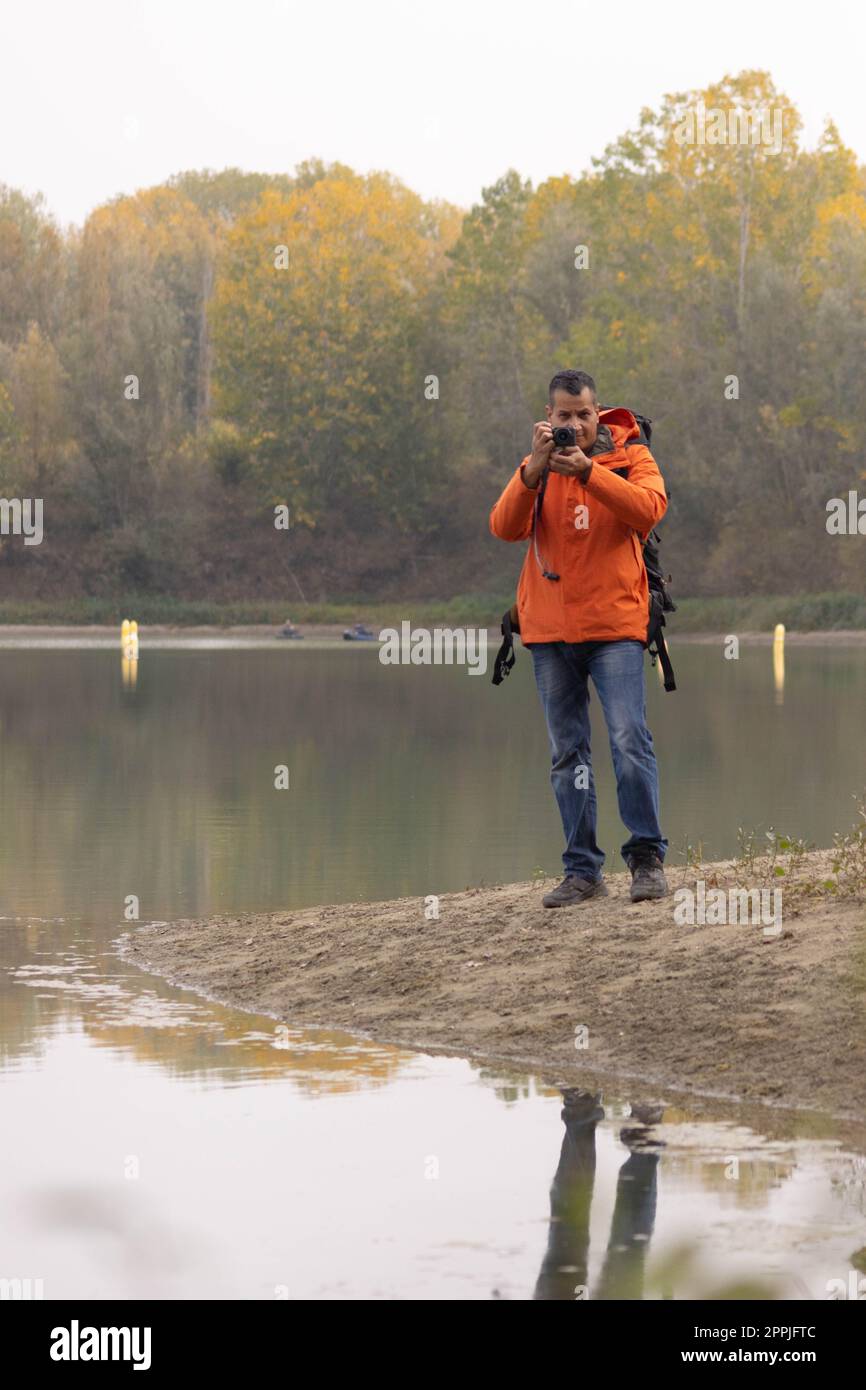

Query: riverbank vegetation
[[2, 591, 866, 631]]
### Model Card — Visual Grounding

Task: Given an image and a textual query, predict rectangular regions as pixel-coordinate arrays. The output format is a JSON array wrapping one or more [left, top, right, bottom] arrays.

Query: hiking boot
[[628, 853, 669, 902], [542, 873, 609, 908], [561, 1089, 605, 1126], [629, 1101, 666, 1126], [619, 1125, 666, 1151]]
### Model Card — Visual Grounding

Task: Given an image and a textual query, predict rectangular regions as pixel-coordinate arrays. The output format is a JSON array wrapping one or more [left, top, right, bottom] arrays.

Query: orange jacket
[[489, 409, 668, 644]]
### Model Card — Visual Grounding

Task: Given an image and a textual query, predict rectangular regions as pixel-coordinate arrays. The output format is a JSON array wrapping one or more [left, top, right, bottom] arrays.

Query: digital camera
[[551, 426, 577, 448]]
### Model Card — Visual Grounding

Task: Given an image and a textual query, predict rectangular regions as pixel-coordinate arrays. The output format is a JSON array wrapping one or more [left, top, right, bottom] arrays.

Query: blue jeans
[[529, 639, 667, 879]]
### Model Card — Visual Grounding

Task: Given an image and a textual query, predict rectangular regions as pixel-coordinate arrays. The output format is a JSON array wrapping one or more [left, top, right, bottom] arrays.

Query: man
[[489, 368, 669, 906]]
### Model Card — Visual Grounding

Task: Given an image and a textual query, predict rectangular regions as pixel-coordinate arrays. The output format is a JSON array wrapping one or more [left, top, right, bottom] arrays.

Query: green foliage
[[731, 795, 866, 906]]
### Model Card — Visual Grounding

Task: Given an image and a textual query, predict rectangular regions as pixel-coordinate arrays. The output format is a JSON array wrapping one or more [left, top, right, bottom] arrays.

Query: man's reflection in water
[[534, 1089, 663, 1301]]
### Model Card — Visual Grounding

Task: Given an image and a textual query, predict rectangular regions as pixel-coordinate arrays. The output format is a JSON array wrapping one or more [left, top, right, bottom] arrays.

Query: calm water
[[2, 639, 866, 1300]]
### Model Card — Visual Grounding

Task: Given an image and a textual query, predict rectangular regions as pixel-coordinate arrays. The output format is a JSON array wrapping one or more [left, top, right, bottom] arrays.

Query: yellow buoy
[[121, 617, 139, 662], [773, 623, 785, 701]]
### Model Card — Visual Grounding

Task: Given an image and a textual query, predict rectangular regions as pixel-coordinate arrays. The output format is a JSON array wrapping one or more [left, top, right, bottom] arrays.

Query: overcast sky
[[5, 0, 866, 229]]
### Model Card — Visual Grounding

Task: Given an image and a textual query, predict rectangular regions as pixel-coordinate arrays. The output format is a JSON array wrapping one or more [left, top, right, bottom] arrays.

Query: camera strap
[[532, 466, 559, 581]]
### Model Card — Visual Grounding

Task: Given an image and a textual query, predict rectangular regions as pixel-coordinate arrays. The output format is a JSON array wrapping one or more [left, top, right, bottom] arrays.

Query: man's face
[[546, 387, 599, 450]]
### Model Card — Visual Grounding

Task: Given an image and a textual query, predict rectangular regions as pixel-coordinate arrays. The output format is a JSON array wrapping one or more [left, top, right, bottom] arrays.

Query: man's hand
[[522, 422, 555, 488], [550, 445, 593, 483]]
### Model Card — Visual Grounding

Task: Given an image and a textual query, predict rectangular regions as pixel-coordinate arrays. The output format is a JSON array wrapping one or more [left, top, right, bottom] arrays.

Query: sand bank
[[120, 852, 866, 1125]]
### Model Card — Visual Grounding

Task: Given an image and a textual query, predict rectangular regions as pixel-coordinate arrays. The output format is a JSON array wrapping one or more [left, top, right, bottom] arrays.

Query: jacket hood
[[598, 406, 641, 450]]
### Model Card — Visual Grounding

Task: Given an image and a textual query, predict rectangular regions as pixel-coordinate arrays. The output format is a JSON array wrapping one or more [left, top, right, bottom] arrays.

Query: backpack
[[491, 408, 677, 691]]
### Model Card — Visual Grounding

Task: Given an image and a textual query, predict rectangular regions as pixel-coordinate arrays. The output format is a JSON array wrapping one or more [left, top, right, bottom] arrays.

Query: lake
[[1, 638, 865, 1299]]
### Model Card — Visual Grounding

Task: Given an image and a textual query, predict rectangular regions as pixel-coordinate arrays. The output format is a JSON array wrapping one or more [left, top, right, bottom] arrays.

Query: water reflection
[[529, 1086, 866, 1302], [535, 1090, 662, 1300], [5, 934, 410, 1094]]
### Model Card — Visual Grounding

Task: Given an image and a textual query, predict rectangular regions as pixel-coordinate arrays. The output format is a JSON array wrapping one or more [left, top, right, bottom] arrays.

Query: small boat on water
[[277, 619, 304, 640], [342, 622, 376, 642]]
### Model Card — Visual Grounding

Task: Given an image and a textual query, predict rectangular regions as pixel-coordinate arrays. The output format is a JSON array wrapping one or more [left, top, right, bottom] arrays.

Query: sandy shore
[[119, 851, 866, 1127]]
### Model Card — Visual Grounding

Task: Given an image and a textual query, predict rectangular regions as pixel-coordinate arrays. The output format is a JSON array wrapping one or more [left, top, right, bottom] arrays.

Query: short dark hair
[[548, 368, 597, 404]]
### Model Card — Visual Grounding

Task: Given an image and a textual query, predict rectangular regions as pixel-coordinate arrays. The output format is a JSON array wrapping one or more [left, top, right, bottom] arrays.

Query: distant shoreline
[[1, 591, 865, 635], [2, 624, 866, 646]]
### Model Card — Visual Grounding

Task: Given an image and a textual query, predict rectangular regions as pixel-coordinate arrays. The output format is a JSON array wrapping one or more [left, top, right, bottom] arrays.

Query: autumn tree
[[209, 168, 461, 538]]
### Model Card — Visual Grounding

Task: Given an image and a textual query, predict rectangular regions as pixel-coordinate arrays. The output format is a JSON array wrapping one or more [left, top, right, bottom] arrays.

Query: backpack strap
[[613, 455, 677, 692], [647, 595, 677, 692], [655, 632, 677, 692], [491, 606, 517, 685]]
